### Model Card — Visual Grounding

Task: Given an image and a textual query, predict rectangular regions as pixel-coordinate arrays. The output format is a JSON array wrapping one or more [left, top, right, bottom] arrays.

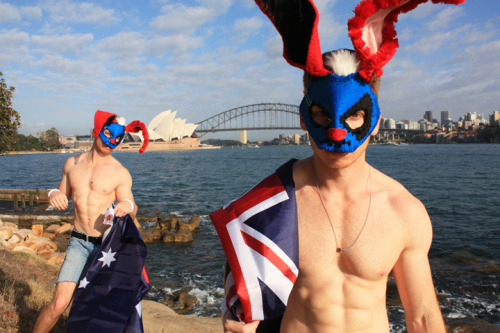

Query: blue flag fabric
[[66, 213, 150, 333]]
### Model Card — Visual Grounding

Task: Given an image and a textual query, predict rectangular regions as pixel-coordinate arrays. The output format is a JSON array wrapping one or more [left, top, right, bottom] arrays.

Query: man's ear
[[371, 115, 381, 137], [300, 115, 307, 131]]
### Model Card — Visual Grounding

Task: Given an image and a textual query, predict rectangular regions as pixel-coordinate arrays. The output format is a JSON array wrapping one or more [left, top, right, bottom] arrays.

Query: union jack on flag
[[210, 159, 299, 323]]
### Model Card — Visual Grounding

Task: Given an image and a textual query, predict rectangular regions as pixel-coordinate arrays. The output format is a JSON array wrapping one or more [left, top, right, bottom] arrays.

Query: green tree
[[41, 127, 62, 150], [0, 72, 21, 153]]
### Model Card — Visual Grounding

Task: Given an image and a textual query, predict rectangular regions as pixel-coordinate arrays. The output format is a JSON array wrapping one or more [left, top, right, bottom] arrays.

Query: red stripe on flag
[[241, 231, 297, 284], [142, 266, 150, 284]]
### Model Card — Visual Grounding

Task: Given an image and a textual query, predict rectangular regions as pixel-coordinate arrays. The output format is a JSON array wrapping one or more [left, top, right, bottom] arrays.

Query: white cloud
[[96, 32, 144, 59], [44, 0, 120, 26], [427, 6, 464, 31], [146, 34, 204, 57], [233, 16, 263, 42], [0, 3, 21, 23], [20, 6, 42, 20], [31, 33, 94, 56]]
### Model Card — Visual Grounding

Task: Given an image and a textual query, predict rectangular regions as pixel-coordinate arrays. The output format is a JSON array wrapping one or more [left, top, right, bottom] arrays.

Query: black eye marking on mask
[[339, 93, 373, 141]]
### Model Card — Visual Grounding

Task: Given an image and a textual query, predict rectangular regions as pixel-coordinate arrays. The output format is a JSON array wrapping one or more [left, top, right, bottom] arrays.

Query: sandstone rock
[[56, 223, 73, 235], [0, 218, 3, 227], [13, 245, 36, 255], [178, 216, 200, 232], [133, 218, 143, 232], [142, 229, 163, 243], [446, 317, 500, 333], [167, 292, 199, 315], [48, 252, 65, 266], [8, 234, 22, 245], [2, 222, 18, 230], [161, 230, 176, 243], [37, 248, 55, 259], [32, 224, 44, 236], [175, 230, 193, 243], [0, 238, 9, 248], [14, 229, 33, 241], [46, 224, 60, 232], [141, 300, 220, 333], [0, 228, 14, 240], [160, 218, 178, 232], [24, 235, 58, 253], [42, 231, 56, 240]]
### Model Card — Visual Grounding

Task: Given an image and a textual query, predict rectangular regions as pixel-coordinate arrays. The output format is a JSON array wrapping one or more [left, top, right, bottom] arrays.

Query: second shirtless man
[[33, 110, 148, 333]]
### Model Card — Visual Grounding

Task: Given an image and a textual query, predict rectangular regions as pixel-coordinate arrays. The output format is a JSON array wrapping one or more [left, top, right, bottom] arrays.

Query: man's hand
[[223, 311, 260, 333], [49, 190, 68, 210], [114, 200, 133, 217]]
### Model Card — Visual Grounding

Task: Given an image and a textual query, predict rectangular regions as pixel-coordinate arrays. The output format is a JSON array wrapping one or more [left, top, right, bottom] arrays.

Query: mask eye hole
[[103, 128, 112, 138], [345, 110, 366, 130], [116, 135, 123, 143], [311, 105, 331, 127]]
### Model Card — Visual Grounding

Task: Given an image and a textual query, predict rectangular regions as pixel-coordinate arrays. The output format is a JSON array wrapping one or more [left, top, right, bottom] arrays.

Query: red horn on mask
[[125, 121, 149, 154]]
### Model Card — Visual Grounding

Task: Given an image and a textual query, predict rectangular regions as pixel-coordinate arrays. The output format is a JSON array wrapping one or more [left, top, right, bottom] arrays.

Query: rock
[[178, 216, 200, 232], [0, 218, 3, 227], [8, 234, 22, 245], [133, 218, 143, 232], [15, 228, 33, 240], [24, 235, 58, 252], [160, 218, 178, 232], [0, 238, 9, 248], [0, 228, 14, 240], [53, 233, 70, 252], [446, 317, 500, 333], [141, 300, 220, 333], [2, 222, 18, 230], [13, 245, 36, 255], [161, 230, 176, 243], [167, 292, 199, 315], [48, 252, 65, 266], [46, 224, 60, 232], [42, 231, 56, 240], [32, 224, 44, 236], [56, 223, 73, 235], [175, 230, 193, 243], [142, 229, 163, 243]]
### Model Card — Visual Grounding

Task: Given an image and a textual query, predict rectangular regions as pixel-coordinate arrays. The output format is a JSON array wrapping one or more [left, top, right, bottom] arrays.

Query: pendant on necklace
[[336, 248, 342, 253]]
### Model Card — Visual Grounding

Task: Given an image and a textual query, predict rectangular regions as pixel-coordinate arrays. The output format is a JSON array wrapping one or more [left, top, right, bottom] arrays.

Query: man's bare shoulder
[[373, 168, 432, 245], [62, 153, 86, 173], [107, 157, 132, 184]]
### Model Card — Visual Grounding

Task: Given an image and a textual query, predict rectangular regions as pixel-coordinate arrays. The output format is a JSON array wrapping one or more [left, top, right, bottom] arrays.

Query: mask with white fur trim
[[255, 0, 466, 153]]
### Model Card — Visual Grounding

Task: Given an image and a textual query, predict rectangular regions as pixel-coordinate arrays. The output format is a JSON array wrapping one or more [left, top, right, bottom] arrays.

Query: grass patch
[[0, 249, 68, 332]]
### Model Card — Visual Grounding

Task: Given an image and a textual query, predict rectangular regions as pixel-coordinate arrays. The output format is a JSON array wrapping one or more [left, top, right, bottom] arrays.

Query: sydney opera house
[[116, 109, 215, 152]]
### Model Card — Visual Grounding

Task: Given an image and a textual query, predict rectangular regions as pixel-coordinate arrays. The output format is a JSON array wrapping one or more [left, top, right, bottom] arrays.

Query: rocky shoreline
[[0, 215, 499, 332]]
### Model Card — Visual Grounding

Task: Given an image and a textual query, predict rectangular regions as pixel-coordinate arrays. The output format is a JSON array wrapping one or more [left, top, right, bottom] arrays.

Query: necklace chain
[[314, 166, 372, 254]]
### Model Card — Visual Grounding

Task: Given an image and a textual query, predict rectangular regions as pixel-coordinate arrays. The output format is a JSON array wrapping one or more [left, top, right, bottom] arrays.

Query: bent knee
[[48, 297, 71, 316]]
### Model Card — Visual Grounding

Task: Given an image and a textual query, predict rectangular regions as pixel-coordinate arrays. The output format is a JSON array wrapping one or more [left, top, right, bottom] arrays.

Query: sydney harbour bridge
[[195, 103, 421, 141]]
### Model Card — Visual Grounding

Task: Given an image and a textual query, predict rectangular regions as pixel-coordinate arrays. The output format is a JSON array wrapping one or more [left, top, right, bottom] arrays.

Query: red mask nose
[[109, 138, 116, 144], [327, 128, 347, 141]]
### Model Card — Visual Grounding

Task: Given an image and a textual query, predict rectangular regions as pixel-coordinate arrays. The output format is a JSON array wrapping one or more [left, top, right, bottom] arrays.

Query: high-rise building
[[424, 110, 433, 122], [490, 110, 500, 125], [440, 111, 450, 125]]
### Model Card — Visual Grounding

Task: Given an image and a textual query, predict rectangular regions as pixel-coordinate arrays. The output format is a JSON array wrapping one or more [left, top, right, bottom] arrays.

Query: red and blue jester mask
[[300, 72, 380, 153], [99, 121, 125, 149]]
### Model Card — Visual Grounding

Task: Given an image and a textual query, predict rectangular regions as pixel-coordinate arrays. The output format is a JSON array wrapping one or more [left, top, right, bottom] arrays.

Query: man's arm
[[49, 157, 73, 210], [392, 199, 445, 333], [115, 168, 137, 218]]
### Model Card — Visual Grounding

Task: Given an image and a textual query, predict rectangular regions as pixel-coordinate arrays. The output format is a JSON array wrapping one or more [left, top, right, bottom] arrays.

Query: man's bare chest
[[296, 194, 404, 282]]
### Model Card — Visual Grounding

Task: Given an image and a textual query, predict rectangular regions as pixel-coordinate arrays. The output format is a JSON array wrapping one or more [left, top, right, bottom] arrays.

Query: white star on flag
[[98, 248, 117, 268], [78, 277, 90, 289]]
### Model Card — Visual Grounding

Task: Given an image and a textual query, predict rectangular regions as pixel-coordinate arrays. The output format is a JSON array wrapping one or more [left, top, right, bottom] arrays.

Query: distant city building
[[441, 111, 450, 125], [490, 110, 500, 125], [293, 134, 301, 145], [395, 121, 408, 130], [424, 110, 433, 123], [384, 118, 396, 129]]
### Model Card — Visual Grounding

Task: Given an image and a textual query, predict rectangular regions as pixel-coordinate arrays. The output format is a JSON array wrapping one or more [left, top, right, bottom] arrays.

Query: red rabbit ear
[[348, 0, 466, 83], [255, 0, 329, 77], [125, 120, 149, 154]]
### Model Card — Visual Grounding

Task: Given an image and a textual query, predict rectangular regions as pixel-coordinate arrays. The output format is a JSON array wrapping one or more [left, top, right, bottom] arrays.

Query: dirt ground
[[0, 249, 67, 333]]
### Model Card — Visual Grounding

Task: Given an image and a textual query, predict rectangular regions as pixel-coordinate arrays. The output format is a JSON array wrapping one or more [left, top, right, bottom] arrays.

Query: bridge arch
[[195, 103, 300, 137]]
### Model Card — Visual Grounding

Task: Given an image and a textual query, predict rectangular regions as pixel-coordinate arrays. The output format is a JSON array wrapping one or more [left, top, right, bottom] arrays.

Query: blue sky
[[1, 0, 499, 140]]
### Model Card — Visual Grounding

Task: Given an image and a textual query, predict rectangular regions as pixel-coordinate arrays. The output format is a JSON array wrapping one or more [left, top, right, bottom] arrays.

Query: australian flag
[[66, 206, 150, 332], [210, 159, 299, 324]]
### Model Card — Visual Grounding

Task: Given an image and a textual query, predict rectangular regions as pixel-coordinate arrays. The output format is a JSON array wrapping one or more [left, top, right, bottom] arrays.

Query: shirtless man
[[220, 55, 445, 333], [33, 110, 148, 333]]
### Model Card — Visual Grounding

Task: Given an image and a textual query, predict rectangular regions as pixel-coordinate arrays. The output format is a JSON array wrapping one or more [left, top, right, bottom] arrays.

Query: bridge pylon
[[240, 130, 247, 144]]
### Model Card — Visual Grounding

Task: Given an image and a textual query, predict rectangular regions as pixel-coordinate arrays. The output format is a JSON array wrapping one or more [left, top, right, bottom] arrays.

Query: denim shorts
[[56, 234, 100, 284]]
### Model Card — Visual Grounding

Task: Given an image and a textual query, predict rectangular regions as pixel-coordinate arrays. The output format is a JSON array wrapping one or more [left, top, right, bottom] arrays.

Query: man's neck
[[89, 145, 112, 164], [311, 154, 370, 193]]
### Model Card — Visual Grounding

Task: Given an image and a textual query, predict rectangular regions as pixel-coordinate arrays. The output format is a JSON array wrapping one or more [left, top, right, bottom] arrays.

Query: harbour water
[[1, 144, 499, 330]]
